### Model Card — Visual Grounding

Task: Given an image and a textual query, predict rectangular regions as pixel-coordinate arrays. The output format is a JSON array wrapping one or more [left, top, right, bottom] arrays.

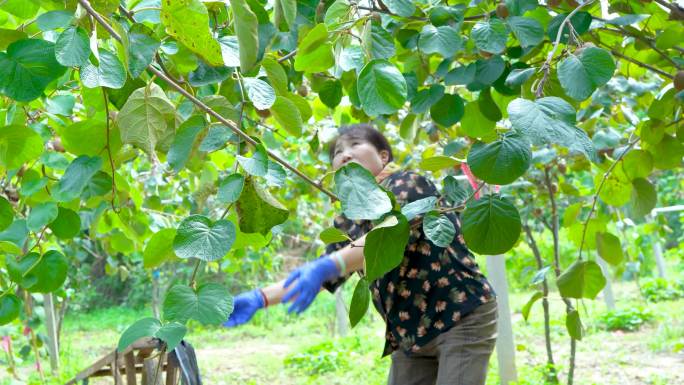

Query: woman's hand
[[282, 256, 339, 314], [223, 289, 264, 327]]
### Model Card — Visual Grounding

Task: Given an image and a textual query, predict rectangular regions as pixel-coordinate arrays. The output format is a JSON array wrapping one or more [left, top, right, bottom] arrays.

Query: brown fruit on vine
[[550, 183, 558, 195], [674, 71, 684, 91], [429, 131, 440, 142], [533, 208, 543, 217], [256, 109, 271, 118], [566, 0, 580, 7], [297, 85, 309, 97], [496, 3, 509, 19]]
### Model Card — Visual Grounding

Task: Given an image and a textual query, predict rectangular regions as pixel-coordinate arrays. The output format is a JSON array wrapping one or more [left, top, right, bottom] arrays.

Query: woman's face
[[331, 136, 390, 176]]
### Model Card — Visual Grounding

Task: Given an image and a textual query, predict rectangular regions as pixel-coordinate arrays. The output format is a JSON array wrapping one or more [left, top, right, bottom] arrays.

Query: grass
[[4, 276, 684, 385]]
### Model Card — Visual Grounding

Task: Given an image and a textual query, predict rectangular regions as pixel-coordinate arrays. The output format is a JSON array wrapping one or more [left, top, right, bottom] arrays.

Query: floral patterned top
[[322, 170, 496, 357]]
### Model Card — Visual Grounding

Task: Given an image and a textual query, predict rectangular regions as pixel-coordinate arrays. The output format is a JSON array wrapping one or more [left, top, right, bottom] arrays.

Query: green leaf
[[0, 125, 43, 170], [557, 260, 606, 300], [472, 56, 506, 88], [53, 156, 103, 202], [410, 85, 444, 114], [446, 63, 476, 85], [595, 232, 623, 266], [118, 318, 161, 352], [462, 194, 521, 255], [364, 21, 395, 60], [264, 160, 286, 187], [357, 60, 407, 116], [199, 124, 232, 152], [443, 176, 469, 204], [558, 47, 615, 101], [423, 213, 456, 248], [127, 23, 161, 79], [237, 143, 268, 176], [508, 97, 597, 162], [566, 309, 583, 340], [621, 150, 653, 180], [467, 132, 531, 185], [320, 227, 351, 244], [236, 177, 289, 234], [460, 102, 495, 138], [56, 118, 121, 157], [8, 251, 68, 293], [507, 16, 543, 48], [0, 197, 13, 232], [276, 0, 297, 29], [430, 93, 464, 127], [364, 214, 410, 281], [161, 0, 223, 67], [418, 25, 462, 58], [80, 48, 127, 89], [167, 115, 206, 172], [261, 58, 288, 95], [648, 135, 684, 170], [596, 167, 632, 207], [203, 95, 239, 122], [270, 96, 303, 136], [547, 12, 592, 44], [0, 29, 28, 51], [401, 197, 437, 221], [334, 163, 392, 221], [116, 84, 177, 156], [324, 0, 350, 26], [243, 77, 276, 110], [294, 24, 334, 73], [155, 322, 187, 351], [630, 178, 657, 218], [349, 278, 370, 328], [54, 26, 90, 67], [173, 215, 236, 261], [0, 39, 67, 102], [505, 68, 535, 87], [229, 0, 259, 71], [36, 10, 74, 31], [478, 87, 502, 122], [319, 79, 343, 109], [0, 293, 21, 325], [163, 283, 234, 325], [143, 229, 177, 269], [505, 0, 538, 16], [385, 0, 415, 17], [27, 202, 58, 232], [419, 156, 458, 172], [48, 207, 81, 239], [471, 19, 508, 54], [522, 291, 542, 321], [218, 173, 245, 204]]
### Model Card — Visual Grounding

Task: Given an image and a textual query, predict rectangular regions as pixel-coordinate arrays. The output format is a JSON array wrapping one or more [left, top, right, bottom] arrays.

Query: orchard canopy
[[0, 0, 682, 350]]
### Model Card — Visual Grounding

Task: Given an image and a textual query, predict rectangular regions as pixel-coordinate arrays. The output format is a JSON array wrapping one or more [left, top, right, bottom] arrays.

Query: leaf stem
[[102, 90, 120, 213]]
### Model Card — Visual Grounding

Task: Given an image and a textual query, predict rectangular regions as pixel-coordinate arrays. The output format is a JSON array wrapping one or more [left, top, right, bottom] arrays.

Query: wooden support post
[[166, 352, 178, 385], [125, 351, 137, 385], [486, 254, 518, 385], [43, 293, 60, 374], [335, 288, 349, 337]]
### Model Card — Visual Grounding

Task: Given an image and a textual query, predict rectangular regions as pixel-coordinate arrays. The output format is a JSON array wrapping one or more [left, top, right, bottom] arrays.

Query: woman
[[224, 124, 498, 385]]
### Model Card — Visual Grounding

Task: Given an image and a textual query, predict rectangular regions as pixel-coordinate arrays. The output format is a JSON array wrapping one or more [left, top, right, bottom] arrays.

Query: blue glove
[[223, 289, 264, 327], [282, 256, 340, 314]]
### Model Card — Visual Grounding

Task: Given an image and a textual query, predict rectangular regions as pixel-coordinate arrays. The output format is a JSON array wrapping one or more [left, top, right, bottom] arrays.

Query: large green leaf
[[349, 278, 370, 328], [431, 93, 464, 127], [54, 26, 90, 67], [161, 0, 223, 66], [117, 318, 187, 352], [294, 24, 334, 73], [462, 194, 521, 255], [319, 227, 351, 244], [357, 60, 407, 116], [218, 173, 245, 204], [471, 19, 508, 54], [173, 215, 236, 261], [236, 177, 289, 234], [630, 178, 657, 218], [467, 132, 531, 185], [116, 84, 177, 156], [521, 291, 542, 321], [163, 283, 233, 325], [0, 294, 21, 325], [595, 232, 624, 266], [558, 47, 615, 101], [385, 0, 415, 17], [143, 228, 177, 268], [27, 202, 58, 232], [364, 21, 395, 60], [566, 309, 583, 340], [270, 96, 303, 136], [0, 197, 13, 232], [460, 102, 495, 138], [236, 143, 268, 176], [80, 48, 127, 89], [410, 85, 444, 114], [401, 197, 437, 221], [596, 167, 632, 207], [0, 39, 66, 102], [243, 77, 276, 110], [423, 212, 456, 247], [333, 163, 392, 221], [126, 23, 160, 79], [507, 16, 543, 48], [417, 25, 462, 58], [508, 97, 597, 162], [557, 260, 606, 300], [261, 58, 288, 95], [229, 0, 259, 71], [53, 156, 103, 202], [621, 150, 653, 180], [48, 207, 81, 239], [364, 214, 409, 281], [443, 176, 469, 204], [167, 115, 206, 172], [547, 12, 592, 44], [0, 125, 43, 170], [7, 251, 68, 293], [56, 118, 121, 157], [36, 10, 74, 31]]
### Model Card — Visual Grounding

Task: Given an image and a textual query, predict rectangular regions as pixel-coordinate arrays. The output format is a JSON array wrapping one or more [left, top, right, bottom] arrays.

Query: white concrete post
[[596, 256, 615, 310], [486, 254, 517, 385], [43, 293, 60, 373], [652, 241, 667, 278], [335, 288, 349, 337]]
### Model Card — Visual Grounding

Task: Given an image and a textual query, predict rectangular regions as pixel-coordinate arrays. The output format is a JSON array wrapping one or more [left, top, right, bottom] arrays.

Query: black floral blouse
[[322, 170, 496, 357]]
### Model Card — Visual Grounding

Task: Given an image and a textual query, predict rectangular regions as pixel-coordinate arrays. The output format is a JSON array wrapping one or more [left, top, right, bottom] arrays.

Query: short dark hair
[[327, 123, 394, 163]]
